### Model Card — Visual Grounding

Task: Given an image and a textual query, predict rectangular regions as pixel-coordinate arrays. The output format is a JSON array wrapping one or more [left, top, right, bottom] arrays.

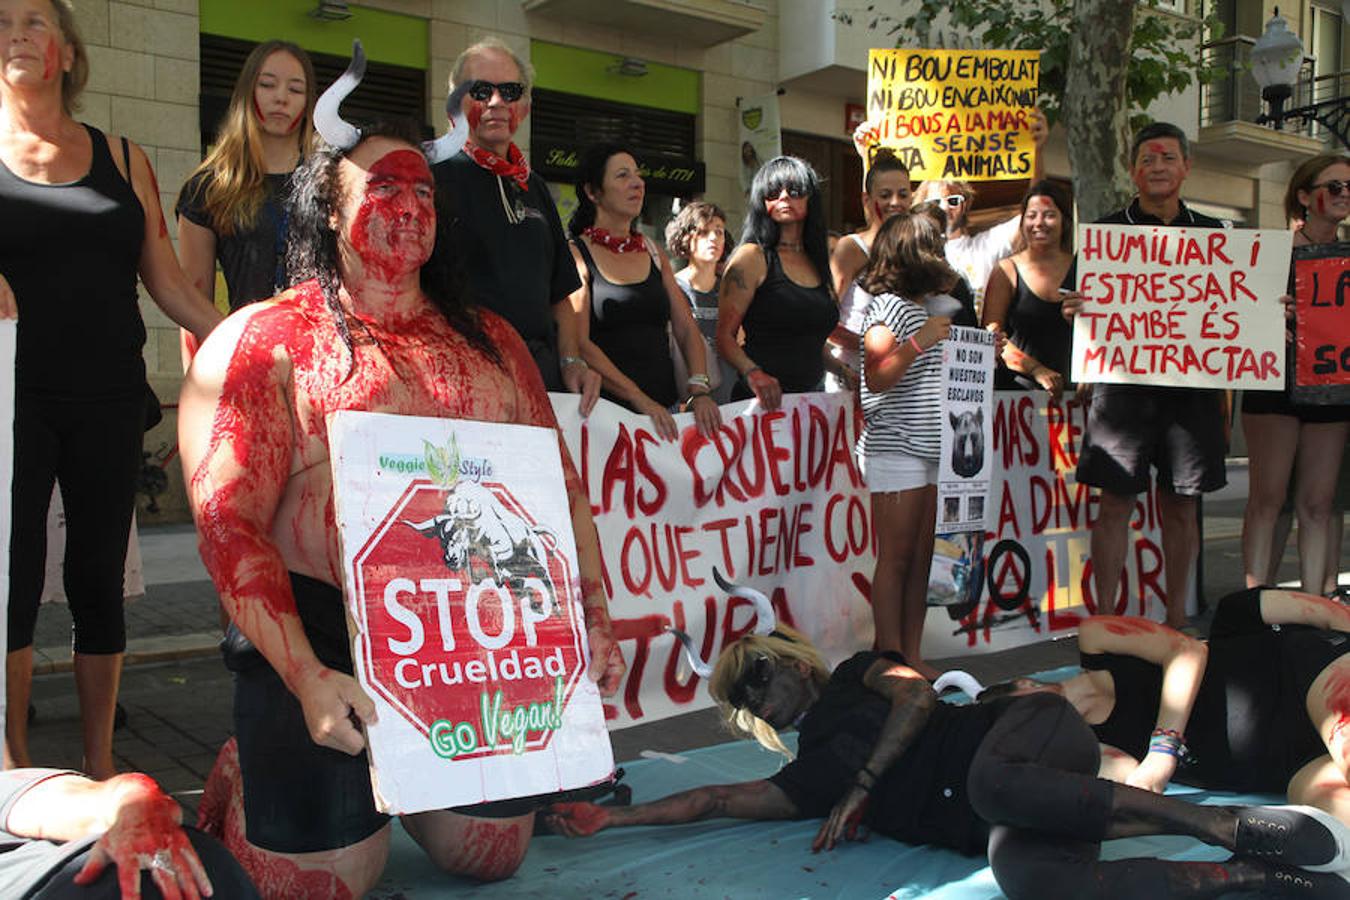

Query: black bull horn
[[669, 568, 778, 681]]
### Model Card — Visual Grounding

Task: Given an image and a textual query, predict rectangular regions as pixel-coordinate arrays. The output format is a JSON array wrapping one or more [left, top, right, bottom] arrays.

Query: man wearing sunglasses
[[1065, 121, 1229, 635], [432, 38, 601, 412]]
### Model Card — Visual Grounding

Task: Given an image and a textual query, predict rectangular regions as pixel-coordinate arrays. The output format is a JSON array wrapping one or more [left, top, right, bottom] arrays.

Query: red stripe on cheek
[[43, 39, 58, 81]]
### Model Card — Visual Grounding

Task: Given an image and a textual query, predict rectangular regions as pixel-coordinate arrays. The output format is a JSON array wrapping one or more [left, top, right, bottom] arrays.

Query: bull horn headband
[[668, 568, 779, 680], [314, 39, 469, 164]]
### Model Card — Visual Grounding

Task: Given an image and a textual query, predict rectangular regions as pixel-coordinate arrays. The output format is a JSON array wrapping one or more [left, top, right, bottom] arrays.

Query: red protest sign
[[1293, 244, 1350, 404]]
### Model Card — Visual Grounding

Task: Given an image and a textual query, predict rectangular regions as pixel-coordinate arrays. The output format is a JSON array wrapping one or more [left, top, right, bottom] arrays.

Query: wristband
[[909, 336, 924, 355], [742, 364, 762, 378], [561, 355, 588, 369], [687, 374, 711, 388]]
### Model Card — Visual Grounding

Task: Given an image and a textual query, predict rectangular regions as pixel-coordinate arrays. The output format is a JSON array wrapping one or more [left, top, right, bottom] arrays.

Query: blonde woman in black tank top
[[565, 144, 721, 440], [0, 0, 220, 781]]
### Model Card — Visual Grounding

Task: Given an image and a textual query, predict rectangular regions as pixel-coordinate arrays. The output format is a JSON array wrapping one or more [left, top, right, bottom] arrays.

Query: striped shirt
[[858, 292, 943, 461]]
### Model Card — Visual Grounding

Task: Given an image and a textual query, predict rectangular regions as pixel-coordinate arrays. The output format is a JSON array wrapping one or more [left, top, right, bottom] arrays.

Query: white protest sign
[[0, 321, 13, 724], [329, 411, 612, 813], [550, 393, 875, 727], [937, 327, 995, 533], [1072, 224, 1291, 389]]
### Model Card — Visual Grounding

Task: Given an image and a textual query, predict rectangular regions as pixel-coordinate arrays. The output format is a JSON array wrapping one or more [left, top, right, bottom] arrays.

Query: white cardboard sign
[[937, 326, 995, 533], [329, 411, 612, 814]]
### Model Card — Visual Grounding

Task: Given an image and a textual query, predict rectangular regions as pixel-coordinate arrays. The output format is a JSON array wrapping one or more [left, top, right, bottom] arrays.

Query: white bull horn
[[401, 515, 444, 533], [933, 670, 986, 699], [314, 39, 366, 150], [425, 81, 472, 165], [665, 627, 713, 679], [712, 567, 776, 635]]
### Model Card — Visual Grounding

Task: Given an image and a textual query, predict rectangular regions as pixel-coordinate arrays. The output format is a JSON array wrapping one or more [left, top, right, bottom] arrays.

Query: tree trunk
[[1064, 0, 1136, 222]]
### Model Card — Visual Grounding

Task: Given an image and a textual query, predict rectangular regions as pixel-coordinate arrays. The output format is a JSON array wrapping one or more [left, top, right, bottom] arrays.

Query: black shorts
[[1076, 384, 1226, 496], [226, 573, 545, 853], [1241, 388, 1350, 424]]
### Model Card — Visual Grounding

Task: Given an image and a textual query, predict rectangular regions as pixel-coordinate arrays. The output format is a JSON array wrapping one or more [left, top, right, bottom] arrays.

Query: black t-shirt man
[[768, 651, 1003, 855], [435, 151, 580, 391]]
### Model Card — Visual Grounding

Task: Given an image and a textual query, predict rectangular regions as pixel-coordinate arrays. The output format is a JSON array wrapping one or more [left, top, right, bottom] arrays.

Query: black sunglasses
[[1313, 179, 1349, 196], [768, 182, 809, 200], [728, 656, 774, 709], [467, 80, 525, 103]]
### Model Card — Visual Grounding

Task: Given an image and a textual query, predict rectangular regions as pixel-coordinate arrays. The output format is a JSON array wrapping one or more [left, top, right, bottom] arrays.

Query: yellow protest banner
[[866, 48, 1040, 182]]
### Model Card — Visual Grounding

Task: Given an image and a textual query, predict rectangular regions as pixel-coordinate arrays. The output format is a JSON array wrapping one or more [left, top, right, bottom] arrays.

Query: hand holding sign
[[294, 664, 378, 756]]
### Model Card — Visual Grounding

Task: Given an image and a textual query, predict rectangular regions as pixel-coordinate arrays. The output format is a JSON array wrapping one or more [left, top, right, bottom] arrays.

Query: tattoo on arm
[[725, 266, 749, 291]]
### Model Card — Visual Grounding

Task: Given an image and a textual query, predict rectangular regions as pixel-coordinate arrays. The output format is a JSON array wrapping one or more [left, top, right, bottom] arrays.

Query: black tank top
[[735, 245, 837, 400], [1008, 259, 1076, 380], [575, 239, 678, 409], [0, 125, 146, 399]]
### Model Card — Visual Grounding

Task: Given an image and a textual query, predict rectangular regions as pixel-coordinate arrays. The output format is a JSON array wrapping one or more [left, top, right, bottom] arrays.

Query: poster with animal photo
[[329, 411, 613, 814], [938, 326, 995, 533]]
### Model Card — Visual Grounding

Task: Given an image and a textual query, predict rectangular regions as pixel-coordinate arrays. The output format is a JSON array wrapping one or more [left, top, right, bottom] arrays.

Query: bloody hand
[[74, 774, 213, 900], [545, 802, 611, 837]]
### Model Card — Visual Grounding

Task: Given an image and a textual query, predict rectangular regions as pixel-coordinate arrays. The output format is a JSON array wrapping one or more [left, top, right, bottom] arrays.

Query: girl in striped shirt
[[857, 212, 957, 680]]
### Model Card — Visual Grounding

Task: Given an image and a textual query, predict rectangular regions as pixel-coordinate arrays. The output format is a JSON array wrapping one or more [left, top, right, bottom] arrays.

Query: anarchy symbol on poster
[[330, 411, 613, 814]]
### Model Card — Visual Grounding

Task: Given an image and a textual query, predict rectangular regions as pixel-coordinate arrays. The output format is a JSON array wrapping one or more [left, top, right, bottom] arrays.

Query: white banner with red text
[[329, 411, 613, 814], [551, 391, 1172, 725], [550, 393, 876, 728]]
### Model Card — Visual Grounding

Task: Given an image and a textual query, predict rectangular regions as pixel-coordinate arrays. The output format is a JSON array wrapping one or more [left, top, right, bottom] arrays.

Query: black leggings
[[9, 392, 144, 654], [969, 693, 1250, 900]]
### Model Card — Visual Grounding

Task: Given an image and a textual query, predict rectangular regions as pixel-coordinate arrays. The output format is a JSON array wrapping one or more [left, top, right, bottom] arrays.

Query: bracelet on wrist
[[742, 364, 762, 378], [908, 336, 924, 355], [561, 355, 588, 369], [687, 374, 711, 388]]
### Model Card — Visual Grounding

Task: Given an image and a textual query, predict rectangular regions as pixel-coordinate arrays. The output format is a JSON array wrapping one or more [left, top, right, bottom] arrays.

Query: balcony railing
[[1200, 35, 1318, 137]]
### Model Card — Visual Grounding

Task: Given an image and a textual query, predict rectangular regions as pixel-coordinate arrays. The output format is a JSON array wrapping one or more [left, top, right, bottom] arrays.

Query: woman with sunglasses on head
[[175, 40, 316, 315], [566, 142, 721, 441], [980, 180, 1078, 402], [824, 148, 911, 393], [717, 157, 844, 410], [0, 0, 221, 779], [1241, 154, 1350, 596], [546, 581, 1350, 898]]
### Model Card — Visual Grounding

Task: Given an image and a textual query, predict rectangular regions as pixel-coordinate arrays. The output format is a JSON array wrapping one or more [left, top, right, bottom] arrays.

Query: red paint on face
[[252, 95, 266, 124], [42, 37, 58, 81], [1317, 192, 1328, 216], [550, 802, 608, 836], [347, 149, 435, 284], [288, 108, 305, 134], [1146, 142, 1169, 156]]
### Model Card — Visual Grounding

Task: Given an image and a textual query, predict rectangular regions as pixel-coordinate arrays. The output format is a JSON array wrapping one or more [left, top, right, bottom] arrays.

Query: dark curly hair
[[859, 211, 956, 300], [286, 120, 499, 374], [664, 200, 728, 261]]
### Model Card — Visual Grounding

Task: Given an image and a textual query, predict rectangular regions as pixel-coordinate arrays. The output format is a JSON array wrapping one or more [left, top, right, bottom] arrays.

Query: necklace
[[584, 225, 647, 254], [778, 239, 803, 252]]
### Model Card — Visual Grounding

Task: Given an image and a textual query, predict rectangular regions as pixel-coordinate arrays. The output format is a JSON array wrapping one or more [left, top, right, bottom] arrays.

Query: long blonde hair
[[708, 625, 830, 759], [188, 41, 316, 236]]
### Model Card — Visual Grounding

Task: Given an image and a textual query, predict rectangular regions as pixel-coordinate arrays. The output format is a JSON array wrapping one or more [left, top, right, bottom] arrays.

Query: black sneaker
[[1234, 805, 1350, 872], [1256, 860, 1350, 897]]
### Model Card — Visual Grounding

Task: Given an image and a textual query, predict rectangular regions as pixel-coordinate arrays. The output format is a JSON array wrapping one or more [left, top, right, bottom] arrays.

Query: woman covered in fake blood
[[549, 578, 1350, 898], [176, 40, 316, 312], [179, 44, 625, 898], [0, 0, 221, 780], [565, 142, 722, 441], [974, 588, 1350, 821], [1242, 154, 1350, 597]]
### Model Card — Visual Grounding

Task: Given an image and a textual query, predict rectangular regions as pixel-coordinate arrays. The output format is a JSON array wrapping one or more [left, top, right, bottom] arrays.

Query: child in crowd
[[856, 212, 957, 680]]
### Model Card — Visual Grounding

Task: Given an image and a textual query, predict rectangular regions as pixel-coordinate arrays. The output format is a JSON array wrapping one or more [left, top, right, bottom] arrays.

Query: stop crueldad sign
[[328, 411, 612, 814]]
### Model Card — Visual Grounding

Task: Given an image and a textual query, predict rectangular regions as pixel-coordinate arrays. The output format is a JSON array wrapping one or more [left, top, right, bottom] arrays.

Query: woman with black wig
[[717, 157, 843, 410]]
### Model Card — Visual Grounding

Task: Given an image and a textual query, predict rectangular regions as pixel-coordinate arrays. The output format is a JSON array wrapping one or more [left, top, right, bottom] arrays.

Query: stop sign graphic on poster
[[329, 411, 613, 814]]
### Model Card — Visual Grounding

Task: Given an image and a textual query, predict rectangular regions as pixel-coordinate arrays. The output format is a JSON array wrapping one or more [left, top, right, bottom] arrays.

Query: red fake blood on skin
[[142, 160, 168, 238], [288, 108, 305, 133], [442, 817, 529, 881], [1147, 142, 1169, 156], [466, 101, 485, 130], [1317, 193, 1328, 216], [252, 96, 266, 123], [1322, 668, 1350, 760], [1103, 618, 1160, 637], [42, 38, 58, 81], [348, 149, 435, 284], [552, 802, 607, 836]]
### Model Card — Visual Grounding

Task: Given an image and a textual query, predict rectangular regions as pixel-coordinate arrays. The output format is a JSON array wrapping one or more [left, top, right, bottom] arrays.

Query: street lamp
[[1251, 6, 1350, 148]]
